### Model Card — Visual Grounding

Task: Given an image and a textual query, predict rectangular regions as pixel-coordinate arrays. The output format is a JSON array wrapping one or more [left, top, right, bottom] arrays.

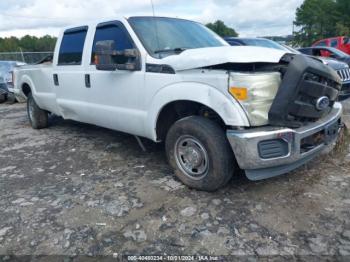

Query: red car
[[313, 36, 350, 55]]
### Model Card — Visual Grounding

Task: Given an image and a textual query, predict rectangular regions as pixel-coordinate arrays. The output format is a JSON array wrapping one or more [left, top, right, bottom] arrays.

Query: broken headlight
[[229, 72, 281, 126]]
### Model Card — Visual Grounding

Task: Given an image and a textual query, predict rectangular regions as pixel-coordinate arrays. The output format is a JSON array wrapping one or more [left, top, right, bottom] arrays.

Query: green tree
[[0, 35, 57, 52], [206, 20, 238, 37], [293, 0, 338, 46], [335, 0, 350, 34], [293, 0, 350, 46]]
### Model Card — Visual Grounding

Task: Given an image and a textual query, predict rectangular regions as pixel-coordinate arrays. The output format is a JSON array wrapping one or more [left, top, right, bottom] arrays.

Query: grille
[[337, 67, 350, 82], [269, 55, 342, 128], [288, 71, 339, 121]]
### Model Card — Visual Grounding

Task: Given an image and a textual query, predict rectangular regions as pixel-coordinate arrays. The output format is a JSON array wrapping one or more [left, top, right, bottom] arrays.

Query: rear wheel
[[27, 92, 48, 129], [165, 116, 235, 191]]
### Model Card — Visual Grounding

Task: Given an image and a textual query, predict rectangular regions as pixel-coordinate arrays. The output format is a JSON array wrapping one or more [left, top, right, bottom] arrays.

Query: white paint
[[162, 46, 288, 71], [13, 17, 286, 142]]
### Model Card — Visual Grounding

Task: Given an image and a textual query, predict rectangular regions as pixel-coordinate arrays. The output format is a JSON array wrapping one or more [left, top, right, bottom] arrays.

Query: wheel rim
[[174, 135, 209, 180]]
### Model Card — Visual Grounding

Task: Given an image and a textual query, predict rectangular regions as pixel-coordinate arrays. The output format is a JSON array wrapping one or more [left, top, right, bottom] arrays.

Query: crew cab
[[14, 17, 343, 191], [313, 36, 350, 55]]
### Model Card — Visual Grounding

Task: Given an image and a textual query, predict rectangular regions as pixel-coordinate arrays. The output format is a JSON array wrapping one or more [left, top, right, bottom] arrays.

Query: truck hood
[[161, 46, 289, 71]]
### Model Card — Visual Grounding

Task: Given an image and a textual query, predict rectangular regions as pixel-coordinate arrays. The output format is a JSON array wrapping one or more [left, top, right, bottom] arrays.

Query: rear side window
[[91, 22, 134, 64], [58, 27, 88, 65]]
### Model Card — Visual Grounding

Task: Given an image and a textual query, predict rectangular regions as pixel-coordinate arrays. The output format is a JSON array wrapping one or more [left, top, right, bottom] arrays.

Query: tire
[[27, 92, 48, 129], [165, 116, 235, 191]]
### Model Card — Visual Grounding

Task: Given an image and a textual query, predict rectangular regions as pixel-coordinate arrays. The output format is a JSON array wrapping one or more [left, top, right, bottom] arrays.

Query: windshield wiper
[[154, 48, 187, 54]]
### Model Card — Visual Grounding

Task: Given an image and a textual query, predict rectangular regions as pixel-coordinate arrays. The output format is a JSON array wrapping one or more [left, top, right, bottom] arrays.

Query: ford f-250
[[14, 16, 343, 191]]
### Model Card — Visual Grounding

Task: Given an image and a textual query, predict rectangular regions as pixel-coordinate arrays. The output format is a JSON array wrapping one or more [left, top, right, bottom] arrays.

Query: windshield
[[128, 17, 227, 58]]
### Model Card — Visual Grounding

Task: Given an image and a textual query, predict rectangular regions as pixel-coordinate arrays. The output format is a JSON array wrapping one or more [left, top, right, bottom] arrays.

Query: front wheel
[[27, 92, 48, 129], [165, 116, 235, 191]]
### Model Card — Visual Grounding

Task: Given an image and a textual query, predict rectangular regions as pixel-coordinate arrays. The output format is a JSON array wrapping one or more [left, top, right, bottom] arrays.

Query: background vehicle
[[298, 47, 350, 66], [0, 61, 26, 103], [224, 38, 350, 101], [224, 37, 287, 50], [14, 17, 343, 191], [313, 36, 350, 55]]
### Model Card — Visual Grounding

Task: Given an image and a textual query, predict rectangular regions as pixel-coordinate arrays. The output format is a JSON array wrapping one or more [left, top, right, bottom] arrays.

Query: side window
[[330, 39, 338, 48], [344, 37, 350, 45], [303, 49, 313, 55], [91, 23, 134, 64], [58, 27, 88, 65]]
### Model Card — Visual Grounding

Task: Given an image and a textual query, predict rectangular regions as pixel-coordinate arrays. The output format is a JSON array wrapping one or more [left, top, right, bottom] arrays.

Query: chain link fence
[[0, 52, 53, 64]]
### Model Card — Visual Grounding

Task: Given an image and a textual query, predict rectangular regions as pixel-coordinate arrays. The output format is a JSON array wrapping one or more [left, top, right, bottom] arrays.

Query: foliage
[[0, 35, 57, 52], [294, 0, 350, 46], [206, 20, 238, 37]]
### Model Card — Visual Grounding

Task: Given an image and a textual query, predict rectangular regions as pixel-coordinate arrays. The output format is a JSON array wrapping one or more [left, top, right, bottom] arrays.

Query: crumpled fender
[[145, 82, 250, 141]]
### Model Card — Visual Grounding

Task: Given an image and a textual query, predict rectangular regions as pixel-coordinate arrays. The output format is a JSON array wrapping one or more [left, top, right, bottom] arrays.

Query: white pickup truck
[[14, 16, 343, 191]]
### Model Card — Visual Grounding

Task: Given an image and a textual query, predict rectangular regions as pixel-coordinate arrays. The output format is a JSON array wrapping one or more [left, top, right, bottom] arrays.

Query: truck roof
[[60, 16, 198, 32]]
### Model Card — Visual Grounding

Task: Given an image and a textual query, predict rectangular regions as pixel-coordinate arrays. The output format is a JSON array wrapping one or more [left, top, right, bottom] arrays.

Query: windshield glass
[[128, 17, 227, 58]]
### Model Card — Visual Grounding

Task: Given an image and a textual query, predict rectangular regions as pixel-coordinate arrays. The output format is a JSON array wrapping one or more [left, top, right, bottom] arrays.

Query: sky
[[0, 0, 304, 38]]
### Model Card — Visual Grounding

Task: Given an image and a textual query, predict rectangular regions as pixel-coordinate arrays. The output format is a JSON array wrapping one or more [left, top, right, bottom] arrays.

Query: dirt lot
[[1, 102, 350, 259]]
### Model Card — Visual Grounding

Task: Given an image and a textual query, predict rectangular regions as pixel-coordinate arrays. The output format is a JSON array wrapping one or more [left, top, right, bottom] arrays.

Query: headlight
[[229, 72, 281, 126]]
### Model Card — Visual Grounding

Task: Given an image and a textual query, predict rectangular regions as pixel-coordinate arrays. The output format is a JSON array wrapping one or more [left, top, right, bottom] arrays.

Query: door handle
[[85, 74, 91, 88], [53, 74, 59, 86]]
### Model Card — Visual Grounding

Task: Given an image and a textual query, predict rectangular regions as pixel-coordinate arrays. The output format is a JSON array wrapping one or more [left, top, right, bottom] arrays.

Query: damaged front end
[[225, 54, 343, 180], [268, 54, 342, 128], [215, 54, 341, 128]]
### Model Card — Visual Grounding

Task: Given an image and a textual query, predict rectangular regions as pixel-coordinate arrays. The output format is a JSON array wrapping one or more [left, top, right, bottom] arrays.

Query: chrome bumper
[[227, 103, 343, 181]]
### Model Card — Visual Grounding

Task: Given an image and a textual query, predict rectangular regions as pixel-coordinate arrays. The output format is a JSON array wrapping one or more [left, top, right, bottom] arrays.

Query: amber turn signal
[[229, 87, 248, 101]]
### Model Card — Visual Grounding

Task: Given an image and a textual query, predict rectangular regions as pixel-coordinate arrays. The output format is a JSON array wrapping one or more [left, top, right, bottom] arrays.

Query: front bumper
[[227, 102, 343, 181]]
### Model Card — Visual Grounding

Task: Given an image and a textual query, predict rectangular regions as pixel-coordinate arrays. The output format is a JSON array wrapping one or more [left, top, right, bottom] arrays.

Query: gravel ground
[[0, 102, 350, 260]]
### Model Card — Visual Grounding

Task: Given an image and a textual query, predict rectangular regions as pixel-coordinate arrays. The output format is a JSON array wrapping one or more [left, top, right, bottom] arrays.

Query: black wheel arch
[[155, 100, 226, 141]]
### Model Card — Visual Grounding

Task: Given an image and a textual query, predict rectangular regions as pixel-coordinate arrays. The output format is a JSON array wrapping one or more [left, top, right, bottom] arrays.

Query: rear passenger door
[[84, 21, 145, 136], [53, 26, 91, 122]]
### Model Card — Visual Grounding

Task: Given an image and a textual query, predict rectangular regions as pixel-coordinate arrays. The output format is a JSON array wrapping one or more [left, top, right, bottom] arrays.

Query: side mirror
[[95, 40, 141, 71]]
